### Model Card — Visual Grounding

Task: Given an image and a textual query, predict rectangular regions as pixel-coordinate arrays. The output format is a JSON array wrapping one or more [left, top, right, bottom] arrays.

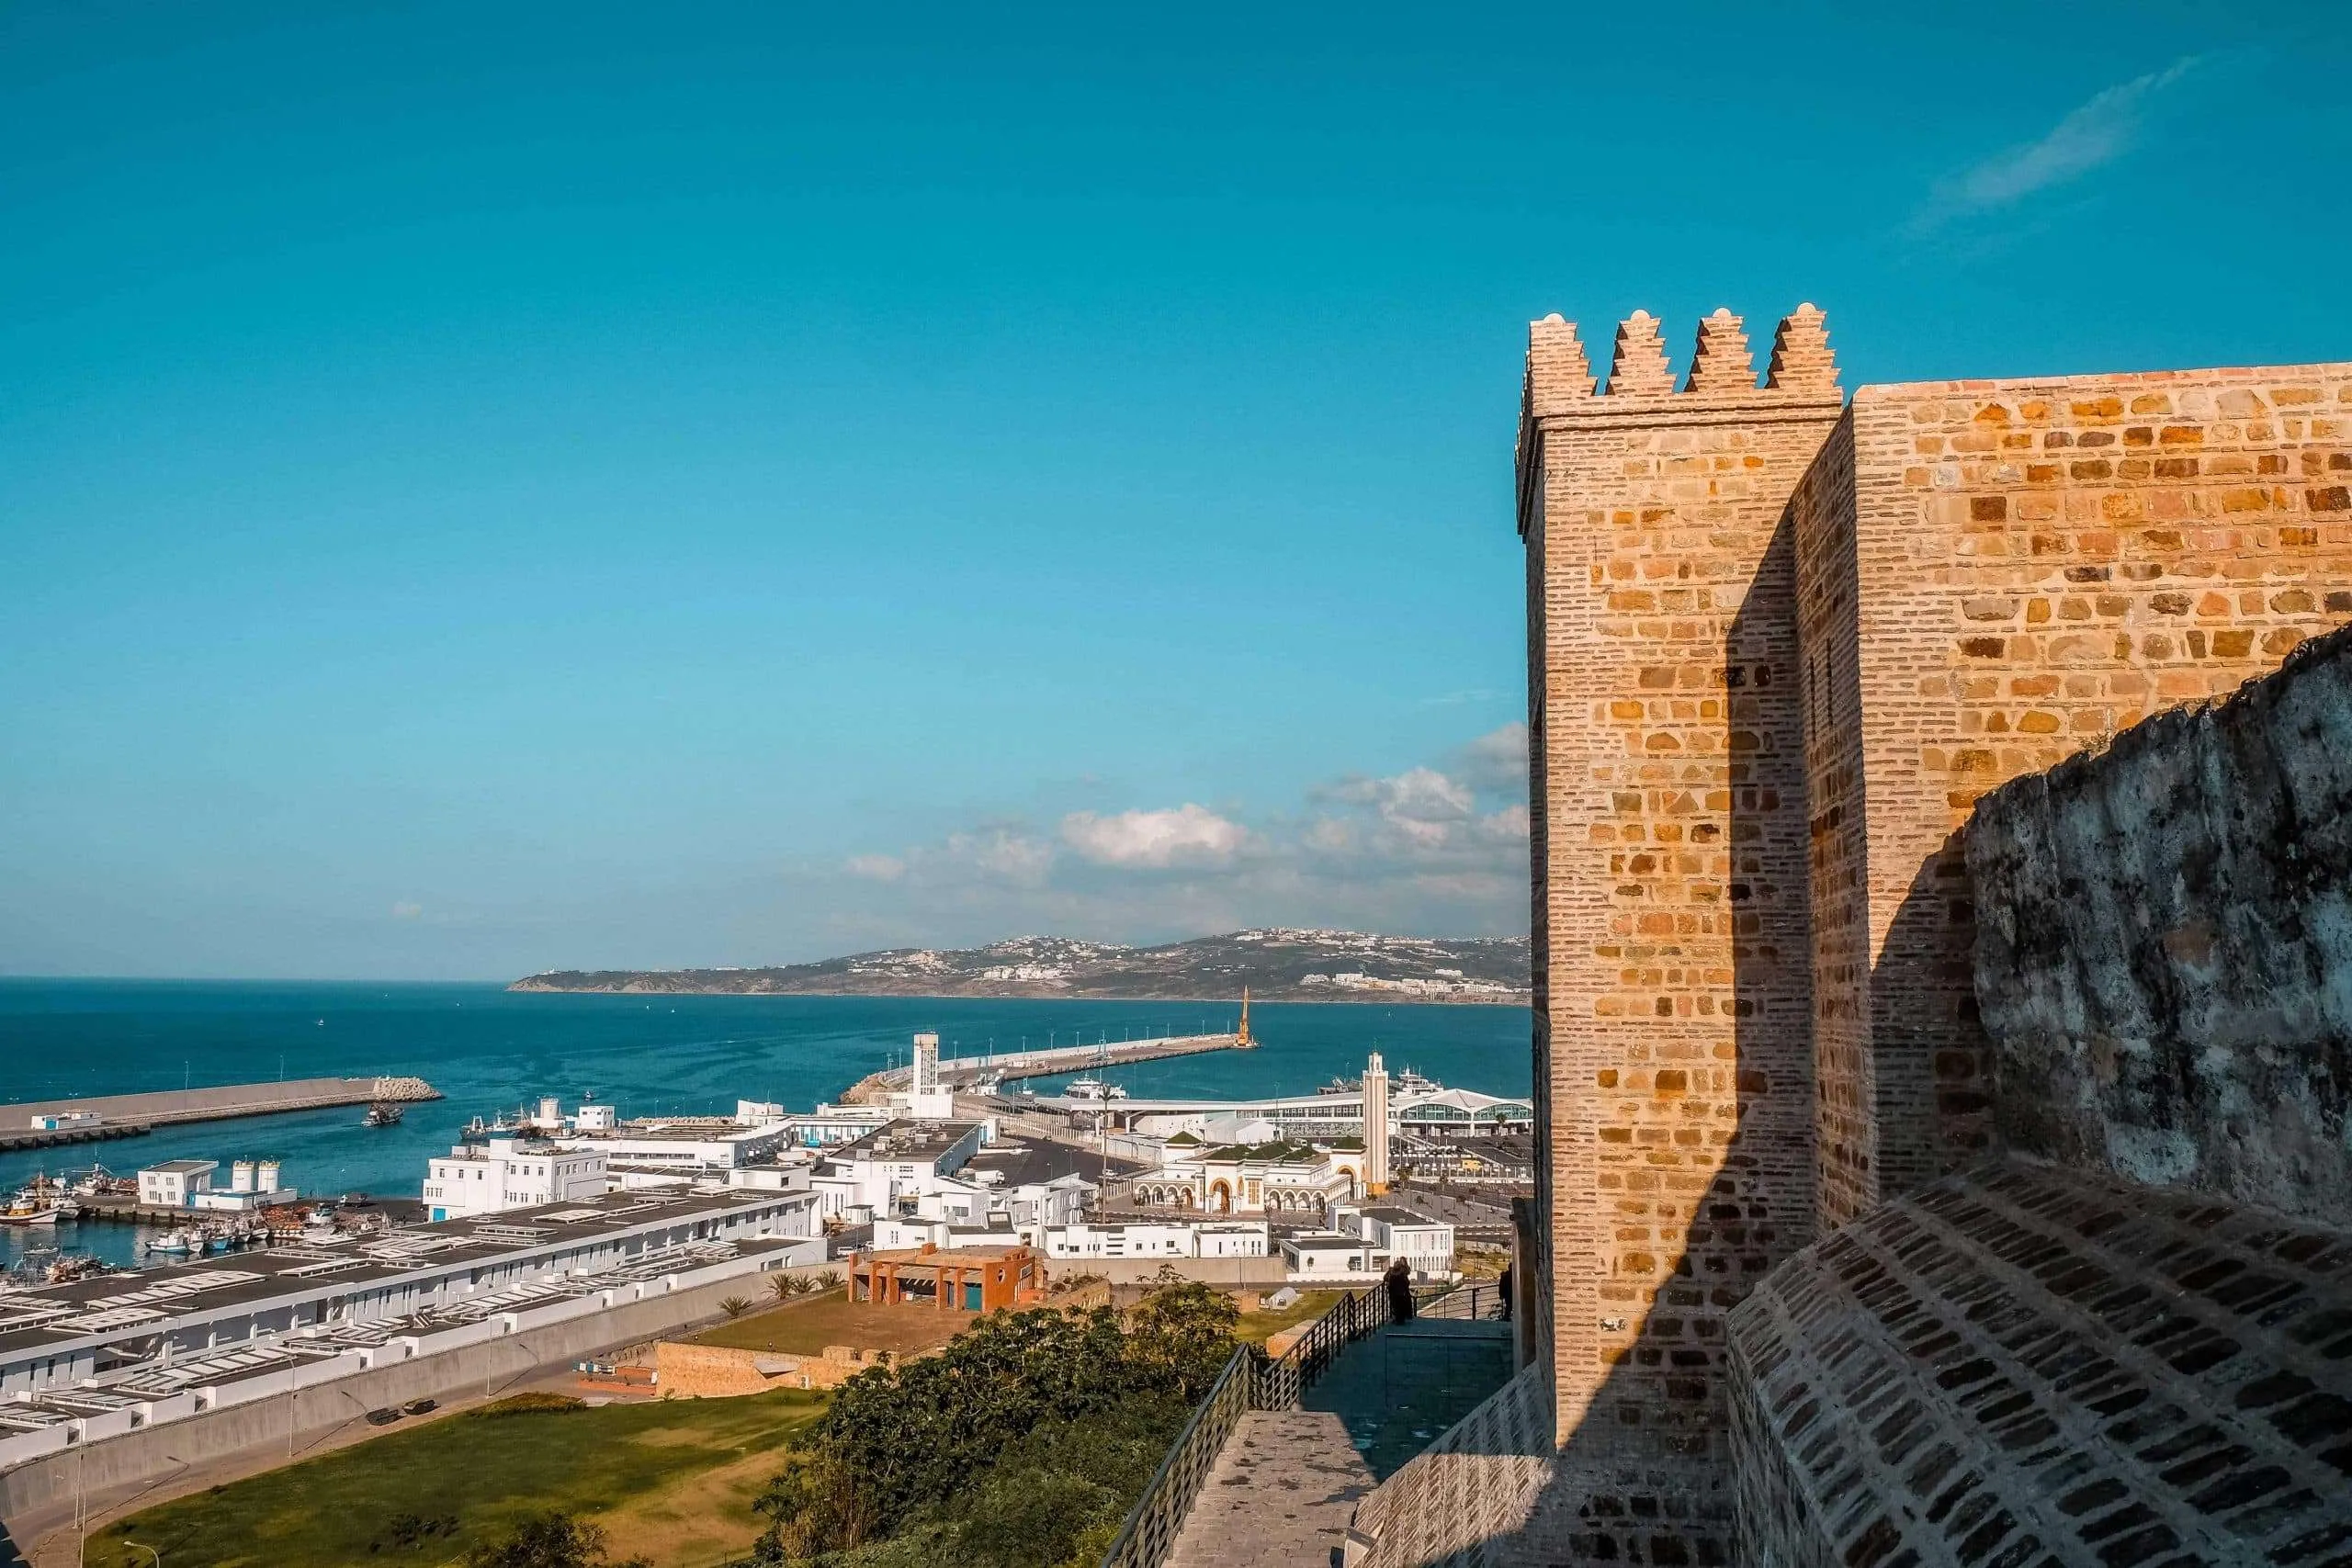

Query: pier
[[0, 1076, 441, 1152], [840, 1031, 1250, 1105]]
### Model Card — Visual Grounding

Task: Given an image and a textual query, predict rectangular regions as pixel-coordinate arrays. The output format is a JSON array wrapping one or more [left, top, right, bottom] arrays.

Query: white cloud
[[1454, 723, 1528, 793], [946, 829, 1055, 886], [1919, 58, 2198, 227], [815, 724, 1534, 947], [1061, 804, 1247, 869]]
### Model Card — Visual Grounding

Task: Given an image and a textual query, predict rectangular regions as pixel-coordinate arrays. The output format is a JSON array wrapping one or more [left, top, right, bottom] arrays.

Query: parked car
[[365, 1407, 401, 1426], [401, 1397, 436, 1416]]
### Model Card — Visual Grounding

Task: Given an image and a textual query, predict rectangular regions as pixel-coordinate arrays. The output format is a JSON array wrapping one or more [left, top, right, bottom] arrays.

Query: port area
[[837, 1032, 1248, 1104], [0, 1077, 440, 1152]]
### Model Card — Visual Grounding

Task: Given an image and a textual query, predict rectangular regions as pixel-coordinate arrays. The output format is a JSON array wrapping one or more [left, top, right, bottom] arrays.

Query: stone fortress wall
[[1730, 624, 2352, 1568], [1346, 313, 2351, 1568]]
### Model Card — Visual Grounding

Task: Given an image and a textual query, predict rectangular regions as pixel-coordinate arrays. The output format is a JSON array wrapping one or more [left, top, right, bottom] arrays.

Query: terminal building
[[0, 1181, 823, 1469]]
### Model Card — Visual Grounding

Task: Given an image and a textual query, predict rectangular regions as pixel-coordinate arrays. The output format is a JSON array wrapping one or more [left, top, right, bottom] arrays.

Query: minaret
[[1363, 1051, 1390, 1195]]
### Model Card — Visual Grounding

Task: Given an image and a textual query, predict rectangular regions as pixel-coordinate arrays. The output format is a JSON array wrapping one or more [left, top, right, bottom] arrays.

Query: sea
[[0, 980, 1532, 1274]]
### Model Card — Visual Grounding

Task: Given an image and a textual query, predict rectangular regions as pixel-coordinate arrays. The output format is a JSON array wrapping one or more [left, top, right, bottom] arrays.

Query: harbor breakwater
[[839, 1032, 1250, 1104], [0, 1077, 440, 1152]]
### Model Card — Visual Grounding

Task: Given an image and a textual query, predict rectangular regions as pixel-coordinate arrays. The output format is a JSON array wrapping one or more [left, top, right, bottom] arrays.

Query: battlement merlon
[[1517, 305, 1846, 535]]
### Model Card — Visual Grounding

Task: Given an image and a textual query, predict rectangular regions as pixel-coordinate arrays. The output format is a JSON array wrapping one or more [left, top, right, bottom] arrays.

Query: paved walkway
[[1167, 1409, 1375, 1568], [1166, 1318, 1517, 1568]]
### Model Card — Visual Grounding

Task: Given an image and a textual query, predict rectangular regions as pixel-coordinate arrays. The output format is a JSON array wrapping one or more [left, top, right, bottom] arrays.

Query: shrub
[[471, 1393, 586, 1419], [720, 1295, 752, 1319], [748, 1278, 1236, 1563], [463, 1510, 648, 1568]]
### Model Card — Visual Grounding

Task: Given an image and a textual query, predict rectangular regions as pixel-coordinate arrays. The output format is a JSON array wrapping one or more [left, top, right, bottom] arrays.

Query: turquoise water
[[0, 980, 1531, 1271]]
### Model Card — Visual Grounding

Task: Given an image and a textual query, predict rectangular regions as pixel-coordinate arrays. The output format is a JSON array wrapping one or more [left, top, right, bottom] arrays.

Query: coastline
[[504, 982, 1530, 1007]]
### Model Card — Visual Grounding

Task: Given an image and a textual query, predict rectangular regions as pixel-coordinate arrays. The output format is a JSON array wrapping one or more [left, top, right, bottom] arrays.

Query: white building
[[892, 1032, 956, 1121], [30, 1110, 103, 1131], [138, 1160, 217, 1209], [811, 1121, 988, 1222], [424, 1138, 610, 1223], [1340, 1203, 1455, 1279], [1042, 1220, 1269, 1261], [1280, 1231, 1377, 1278], [192, 1158, 298, 1213]]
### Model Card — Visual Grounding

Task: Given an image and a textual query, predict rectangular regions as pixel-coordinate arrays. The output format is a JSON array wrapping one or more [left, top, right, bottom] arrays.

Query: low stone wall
[[652, 1339, 894, 1397], [1725, 1157, 2352, 1567], [1966, 622, 2352, 1223]]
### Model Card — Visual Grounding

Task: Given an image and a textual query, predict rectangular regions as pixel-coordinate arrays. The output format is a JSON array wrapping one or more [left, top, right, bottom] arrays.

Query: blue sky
[[4, 2, 2346, 979]]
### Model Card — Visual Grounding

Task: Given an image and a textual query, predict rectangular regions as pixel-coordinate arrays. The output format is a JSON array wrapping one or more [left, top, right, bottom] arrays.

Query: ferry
[[1064, 1076, 1129, 1102]]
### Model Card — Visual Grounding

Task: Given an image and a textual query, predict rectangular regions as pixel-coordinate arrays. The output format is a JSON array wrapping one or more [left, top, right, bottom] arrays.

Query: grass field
[[690, 1288, 974, 1357], [1234, 1289, 1340, 1346], [81, 1390, 826, 1568]]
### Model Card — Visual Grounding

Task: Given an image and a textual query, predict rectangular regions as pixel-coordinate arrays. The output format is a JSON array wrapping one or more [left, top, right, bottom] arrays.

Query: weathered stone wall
[[1792, 364, 2352, 1229], [1966, 623, 2352, 1224], [652, 1337, 899, 1396], [1518, 306, 1842, 1560]]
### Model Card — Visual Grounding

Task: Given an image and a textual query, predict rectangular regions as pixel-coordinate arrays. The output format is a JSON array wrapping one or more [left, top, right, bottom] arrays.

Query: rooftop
[[141, 1159, 219, 1175], [0, 1183, 815, 1361], [1358, 1205, 1441, 1226], [835, 1120, 982, 1164]]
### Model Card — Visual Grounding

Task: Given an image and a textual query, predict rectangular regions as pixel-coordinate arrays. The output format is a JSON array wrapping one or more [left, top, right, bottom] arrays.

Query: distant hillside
[[510, 929, 1530, 1003]]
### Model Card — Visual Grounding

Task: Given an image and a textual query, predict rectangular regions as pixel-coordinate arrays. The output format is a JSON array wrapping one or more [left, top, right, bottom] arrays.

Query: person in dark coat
[[1385, 1257, 1416, 1323], [1498, 1263, 1513, 1321]]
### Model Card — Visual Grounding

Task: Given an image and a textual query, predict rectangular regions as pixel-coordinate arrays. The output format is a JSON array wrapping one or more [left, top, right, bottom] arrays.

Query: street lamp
[[125, 1543, 163, 1567]]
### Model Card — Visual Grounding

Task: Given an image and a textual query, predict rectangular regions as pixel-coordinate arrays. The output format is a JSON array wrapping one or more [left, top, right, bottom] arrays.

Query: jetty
[[0, 1076, 441, 1152], [840, 1030, 1251, 1105]]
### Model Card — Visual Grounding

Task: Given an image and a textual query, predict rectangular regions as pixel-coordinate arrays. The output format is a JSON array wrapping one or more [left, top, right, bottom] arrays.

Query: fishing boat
[[145, 1229, 196, 1257], [362, 1101, 404, 1128], [1, 1184, 67, 1225]]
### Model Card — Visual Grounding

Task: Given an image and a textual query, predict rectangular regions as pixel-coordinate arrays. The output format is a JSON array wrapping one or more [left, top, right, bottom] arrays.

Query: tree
[[1125, 1279, 1240, 1400], [719, 1295, 752, 1318], [464, 1512, 649, 1568]]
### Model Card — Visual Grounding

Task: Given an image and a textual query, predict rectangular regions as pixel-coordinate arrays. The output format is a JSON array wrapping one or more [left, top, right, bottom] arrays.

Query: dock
[[0, 1076, 441, 1152], [840, 1032, 1250, 1105]]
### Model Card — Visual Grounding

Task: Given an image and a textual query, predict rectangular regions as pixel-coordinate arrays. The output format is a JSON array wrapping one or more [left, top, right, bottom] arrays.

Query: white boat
[[1064, 1077, 1129, 1102], [145, 1229, 196, 1256], [0, 1201, 63, 1226]]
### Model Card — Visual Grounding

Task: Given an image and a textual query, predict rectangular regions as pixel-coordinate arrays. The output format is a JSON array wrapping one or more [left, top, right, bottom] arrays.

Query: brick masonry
[[1792, 366, 2352, 1229], [1518, 310, 2352, 1564], [1520, 306, 1844, 1559]]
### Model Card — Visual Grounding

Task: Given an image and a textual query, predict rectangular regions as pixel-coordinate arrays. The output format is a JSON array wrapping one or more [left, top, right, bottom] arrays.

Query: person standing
[[1385, 1256, 1415, 1324]]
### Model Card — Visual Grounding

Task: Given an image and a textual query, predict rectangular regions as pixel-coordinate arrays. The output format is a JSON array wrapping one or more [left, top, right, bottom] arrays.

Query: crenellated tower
[[1516, 305, 1845, 1561]]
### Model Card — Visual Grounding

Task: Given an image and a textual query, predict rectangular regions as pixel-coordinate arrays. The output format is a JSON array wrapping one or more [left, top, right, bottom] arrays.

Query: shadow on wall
[[1498, 521, 1813, 1567], [1867, 829, 1999, 1198]]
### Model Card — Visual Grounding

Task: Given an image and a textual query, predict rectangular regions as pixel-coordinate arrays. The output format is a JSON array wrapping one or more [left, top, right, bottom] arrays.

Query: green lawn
[[84, 1389, 827, 1568], [1234, 1290, 1340, 1347]]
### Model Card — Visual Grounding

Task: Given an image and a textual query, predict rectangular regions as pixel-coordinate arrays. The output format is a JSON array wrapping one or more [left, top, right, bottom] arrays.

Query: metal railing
[[1096, 1344, 1256, 1568], [1098, 1280, 1505, 1568]]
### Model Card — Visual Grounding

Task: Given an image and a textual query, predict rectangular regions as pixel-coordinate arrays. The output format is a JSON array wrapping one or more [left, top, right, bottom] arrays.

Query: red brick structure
[[851, 1242, 1044, 1313], [1516, 310, 2352, 1562]]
